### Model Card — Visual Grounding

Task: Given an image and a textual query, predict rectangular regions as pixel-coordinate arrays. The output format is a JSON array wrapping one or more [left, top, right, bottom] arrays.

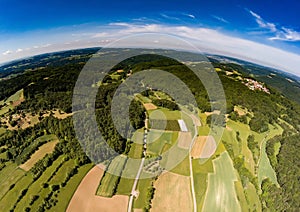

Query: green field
[[116, 177, 134, 196], [234, 180, 250, 212], [192, 158, 214, 211], [6, 89, 24, 103], [52, 163, 93, 211], [202, 152, 241, 212], [226, 120, 256, 173], [149, 119, 181, 131], [244, 182, 262, 211], [257, 124, 283, 187], [131, 129, 144, 145], [96, 155, 127, 197], [13, 156, 65, 211], [0, 162, 26, 201], [133, 177, 154, 209], [0, 89, 23, 115], [198, 125, 210, 136], [160, 145, 190, 176], [136, 94, 152, 103], [0, 172, 33, 211], [148, 108, 182, 120], [146, 130, 178, 155], [258, 139, 279, 187]]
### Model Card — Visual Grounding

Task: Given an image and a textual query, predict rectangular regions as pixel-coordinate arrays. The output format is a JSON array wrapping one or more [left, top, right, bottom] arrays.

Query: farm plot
[[257, 139, 279, 187], [0, 162, 26, 200], [190, 114, 201, 127], [257, 124, 282, 187], [192, 158, 214, 210], [136, 94, 152, 103], [133, 177, 154, 210], [14, 156, 65, 211], [177, 131, 192, 149], [67, 166, 129, 212], [149, 119, 181, 131], [96, 155, 127, 197], [151, 171, 193, 212], [0, 171, 33, 212], [0, 89, 24, 115], [148, 108, 182, 120], [16, 134, 57, 164], [146, 130, 178, 155], [143, 103, 157, 110], [19, 138, 59, 171], [202, 152, 241, 212], [191, 136, 216, 159]]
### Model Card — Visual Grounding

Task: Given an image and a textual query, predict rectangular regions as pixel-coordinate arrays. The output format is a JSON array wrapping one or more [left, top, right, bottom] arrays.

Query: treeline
[[261, 134, 300, 211], [129, 100, 146, 129], [152, 99, 179, 111]]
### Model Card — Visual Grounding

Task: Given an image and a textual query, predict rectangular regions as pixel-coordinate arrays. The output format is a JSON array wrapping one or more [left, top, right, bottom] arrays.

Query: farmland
[[19, 137, 59, 171], [191, 136, 216, 159], [96, 155, 127, 197], [149, 119, 181, 131], [0, 89, 24, 115], [146, 130, 178, 155], [148, 108, 182, 120], [202, 152, 241, 212], [192, 158, 214, 210], [67, 166, 128, 212], [133, 177, 155, 210], [151, 171, 193, 212]]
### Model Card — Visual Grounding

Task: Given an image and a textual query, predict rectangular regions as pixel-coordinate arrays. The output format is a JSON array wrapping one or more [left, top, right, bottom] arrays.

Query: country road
[[127, 114, 148, 212], [183, 110, 199, 212], [127, 157, 145, 212]]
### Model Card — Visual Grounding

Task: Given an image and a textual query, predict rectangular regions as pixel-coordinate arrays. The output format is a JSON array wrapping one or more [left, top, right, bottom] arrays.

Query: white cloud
[[184, 13, 195, 19], [1, 22, 300, 76], [41, 44, 51, 48], [109, 22, 131, 27], [3, 50, 12, 55], [100, 23, 300, 76], [249, 10, 277, 32], [212, 15, 229, 24], [160, 13, 180, 21], [249, 10, 300, 42], [270, 27, 300, 41], [16, 48, 23, 53]]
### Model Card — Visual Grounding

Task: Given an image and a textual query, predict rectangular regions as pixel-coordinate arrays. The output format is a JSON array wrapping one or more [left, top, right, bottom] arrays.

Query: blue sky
[[1, 0, 300, 75]]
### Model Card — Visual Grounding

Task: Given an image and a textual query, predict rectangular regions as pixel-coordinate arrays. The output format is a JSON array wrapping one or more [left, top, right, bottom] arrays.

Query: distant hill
[[207, 54, 300, 104], [1, 47, 299, 103], [0, 48, 100, 78]]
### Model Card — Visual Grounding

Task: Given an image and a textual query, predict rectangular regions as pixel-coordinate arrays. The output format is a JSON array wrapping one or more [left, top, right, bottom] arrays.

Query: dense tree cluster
[[129, 100, 146, 129], [206, 114, 226, 127], [262, 134, 300, 211], [247, 134, 259, 163], [152, 99, 179, 111]]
